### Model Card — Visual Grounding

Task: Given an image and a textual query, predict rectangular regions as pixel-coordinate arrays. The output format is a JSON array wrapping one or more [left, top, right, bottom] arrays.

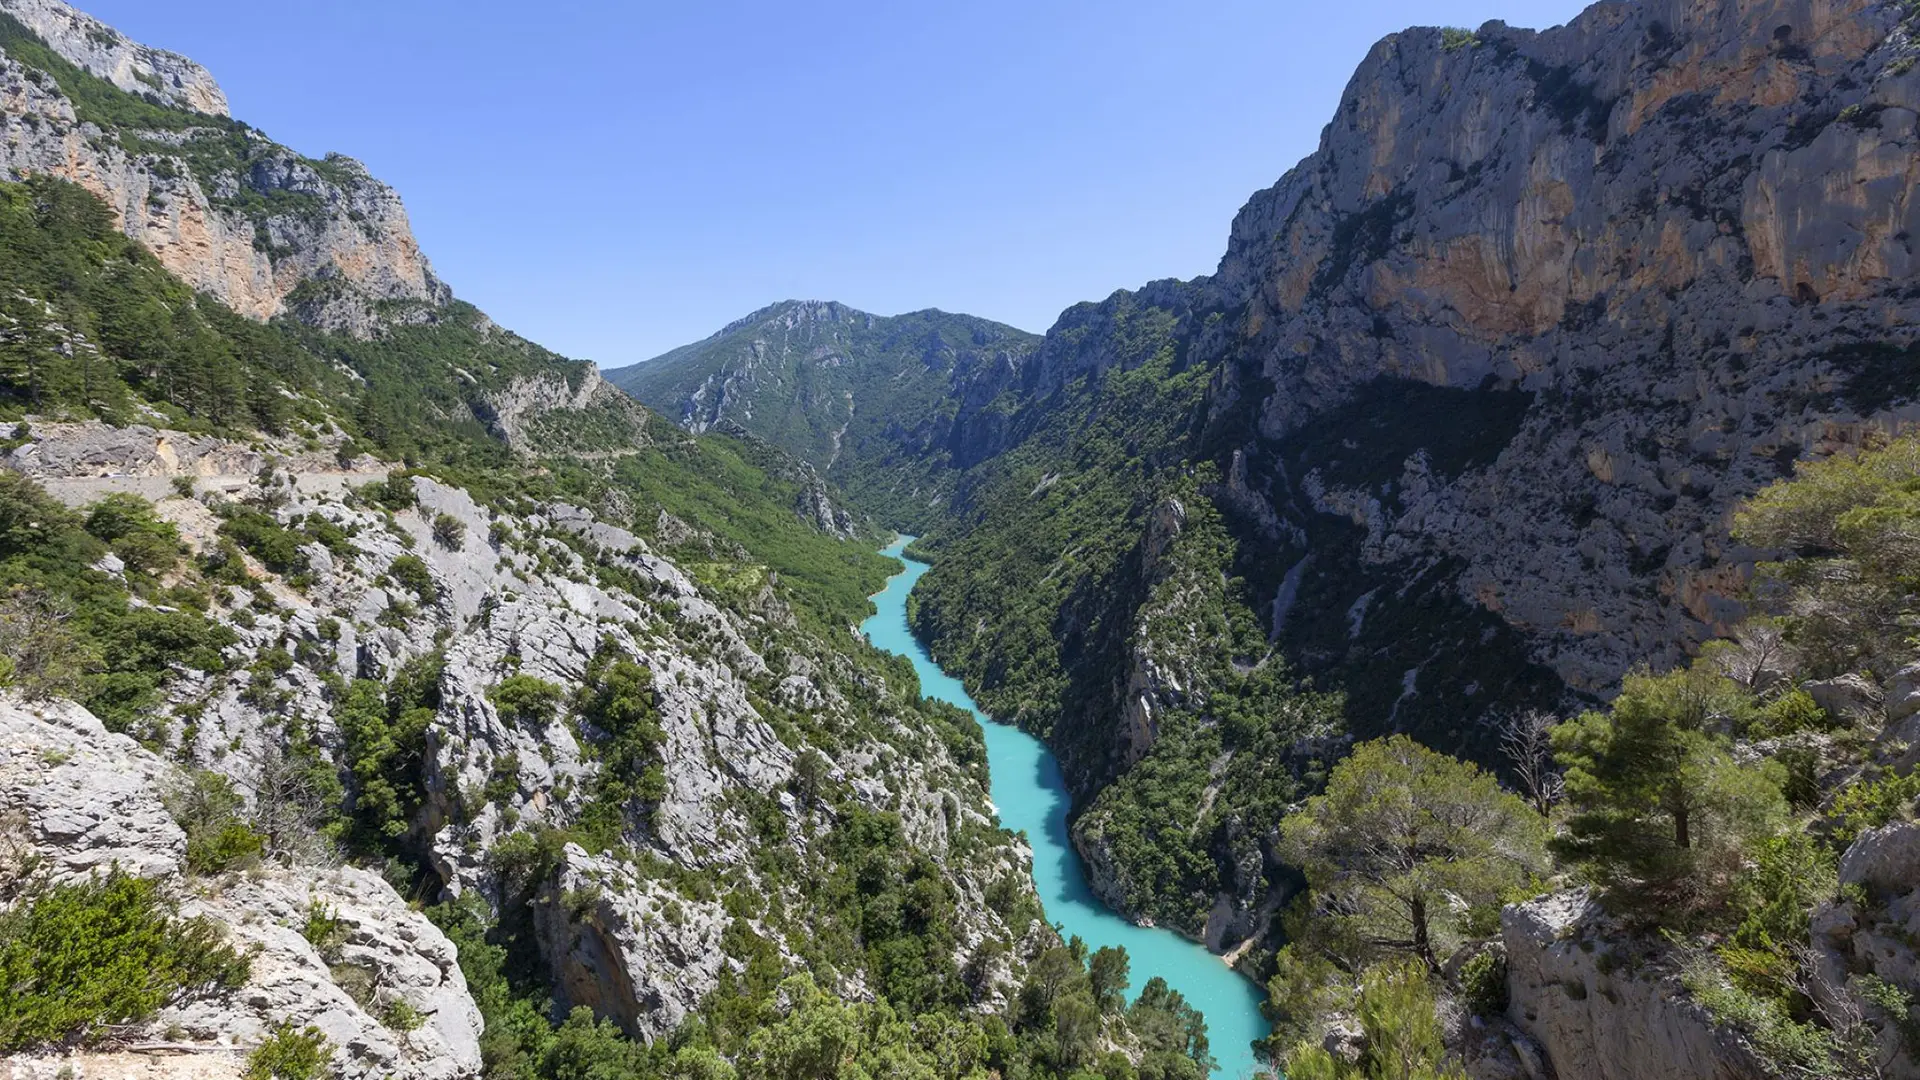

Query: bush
[[430, 512, 465, 550], [84, 493, 182, 575], [489, 674, 565, 727], [218, 507, 308, 575], [365, 474, 416, 511], [1459, 950, 1508, 1019], [387, 554, 435, 605], [334, 659, 439, 853], [1285, 960, 1454, 1080], [0, 869, 250, 1050], [301, 900, 345, 962], [380, 999, 423, 1033], [1749, 690, 1829, 739], [1829, 770, 1920, 850], [165, 769, 265, 875], [1681, 953, 1841, 1077], [0, 588, 93, 701], [246, 1022, 333, 1080]]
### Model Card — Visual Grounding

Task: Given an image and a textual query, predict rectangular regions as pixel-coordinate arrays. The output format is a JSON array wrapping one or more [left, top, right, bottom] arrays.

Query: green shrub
[[166, 770, 265, 874], [387, 554, 435, 605], [570, 649, 667, 848], [380, 999, 423, 1033], [218, 507, 308, 575], [1459, 950, 1508, 1018], [1682, 954, 1840, 1077], [0, 869, 250, 1050], [334, 655, 441, 853], [246, 1022, 333, 1080], [301, 900, 345, 962], [1750, 690, 1829, 739], [430, 512, 465, 550], [365, 474, 416, 511], [1285, 960, 1454, 1080], [489, 674, 565, 727], [1830, 770, 1920, 850], [84, 494, 181, 575]]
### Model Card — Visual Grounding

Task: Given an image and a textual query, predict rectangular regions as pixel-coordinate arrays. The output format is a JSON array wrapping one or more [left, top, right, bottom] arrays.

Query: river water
[[860, 537, 1272, 1079]]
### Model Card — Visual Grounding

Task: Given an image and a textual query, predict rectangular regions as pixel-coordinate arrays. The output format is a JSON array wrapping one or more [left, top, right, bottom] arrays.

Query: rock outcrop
[[1502, 892, 1769, 1080], [0, 696, 484, 1080], [1811, 823, 1920, 1076], [0, 0, 449, 332], [1202, 0, 1920, 698], [533, 845, 731, 1041], [0, 0, 227, 114]]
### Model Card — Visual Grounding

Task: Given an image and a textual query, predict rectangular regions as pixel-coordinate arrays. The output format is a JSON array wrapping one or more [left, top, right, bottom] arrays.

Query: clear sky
[[79, 0, 1591, 366]]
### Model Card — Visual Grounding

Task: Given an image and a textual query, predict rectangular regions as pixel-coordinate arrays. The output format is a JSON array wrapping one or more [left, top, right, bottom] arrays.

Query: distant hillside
[[608, 300, 1039, 528]]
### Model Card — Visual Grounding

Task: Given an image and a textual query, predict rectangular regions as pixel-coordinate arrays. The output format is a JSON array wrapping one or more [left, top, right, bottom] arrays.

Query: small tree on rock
[[1553, 666, 1787, 912], [1278, 736, 1548, 971]]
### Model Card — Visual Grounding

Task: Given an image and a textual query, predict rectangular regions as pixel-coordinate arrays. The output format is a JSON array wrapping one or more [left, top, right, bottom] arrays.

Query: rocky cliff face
[[0, 0, 226, 114], [0, 0, 448, 334], [1499, 892, 1771, 1080], [1, 697, 485, 1080], [1202, 0, 1920, 700]]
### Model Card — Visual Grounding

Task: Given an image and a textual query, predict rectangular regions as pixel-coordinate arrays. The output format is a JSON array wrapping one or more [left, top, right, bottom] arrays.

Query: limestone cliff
[[1203, 0, 1920, 700], [0, 0, 448, 334], [0, 0, 226, 114]]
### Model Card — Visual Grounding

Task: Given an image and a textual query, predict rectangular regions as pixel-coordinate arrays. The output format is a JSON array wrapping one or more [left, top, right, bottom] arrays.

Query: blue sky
[[81, 1, 1591, 366]]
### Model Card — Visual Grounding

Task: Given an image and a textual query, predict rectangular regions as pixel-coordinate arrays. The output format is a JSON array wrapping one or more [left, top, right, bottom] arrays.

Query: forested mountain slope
[[608, 300, 1039, 530], [0, 6, 1222, 1080]]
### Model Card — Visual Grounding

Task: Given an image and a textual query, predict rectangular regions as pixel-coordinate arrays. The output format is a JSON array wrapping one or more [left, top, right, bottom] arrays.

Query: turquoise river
[[861, 537, 1272, 1079]]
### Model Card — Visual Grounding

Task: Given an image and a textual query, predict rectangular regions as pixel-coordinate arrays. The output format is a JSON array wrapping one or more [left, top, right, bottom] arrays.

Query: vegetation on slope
[[907, 291, 1345, 935], [1267, 430, 1920, 1078], [610, 301, 1040, 530], [0, 868, 251, 1051], [0, 154, 1225, 1079]]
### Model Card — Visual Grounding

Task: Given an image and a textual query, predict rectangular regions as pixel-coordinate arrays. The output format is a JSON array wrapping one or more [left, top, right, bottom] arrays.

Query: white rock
[[1501, 891, 1769, 1080]]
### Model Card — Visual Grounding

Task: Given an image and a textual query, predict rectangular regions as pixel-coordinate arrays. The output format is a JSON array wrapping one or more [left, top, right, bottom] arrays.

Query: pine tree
[[1278, 736, 1547, 971]]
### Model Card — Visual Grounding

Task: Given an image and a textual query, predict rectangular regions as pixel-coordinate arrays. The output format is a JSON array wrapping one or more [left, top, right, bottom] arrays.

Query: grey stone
[[1804, 675, 1884, 723], [1502, 891, 1771, 1080]]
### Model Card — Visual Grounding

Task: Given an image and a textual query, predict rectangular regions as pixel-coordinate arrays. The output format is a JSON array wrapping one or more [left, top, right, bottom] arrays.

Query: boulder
[[1838, 822, 1920, 898], [1803, 674, 1883, 724], [1501, 891, 1769, 1080], [1886, 664, 1920, 725]]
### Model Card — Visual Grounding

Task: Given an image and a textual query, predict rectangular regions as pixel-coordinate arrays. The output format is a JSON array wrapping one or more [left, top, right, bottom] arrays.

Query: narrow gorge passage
[[861, 536, 1272, 1079]]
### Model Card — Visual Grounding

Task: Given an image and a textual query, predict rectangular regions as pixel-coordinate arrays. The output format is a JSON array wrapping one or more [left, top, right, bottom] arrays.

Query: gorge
[[5, 0, 1920, 1078], [861, 537, 1271, 1080]]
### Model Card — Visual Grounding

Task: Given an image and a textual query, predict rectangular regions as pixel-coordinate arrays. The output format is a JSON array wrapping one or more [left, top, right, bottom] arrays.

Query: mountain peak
[[0, 0, 226, 115], [712, 299, 866, 338]]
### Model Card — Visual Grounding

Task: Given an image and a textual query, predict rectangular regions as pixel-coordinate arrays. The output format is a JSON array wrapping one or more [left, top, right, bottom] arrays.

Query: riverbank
[[860, 536, 1272, 1080]]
